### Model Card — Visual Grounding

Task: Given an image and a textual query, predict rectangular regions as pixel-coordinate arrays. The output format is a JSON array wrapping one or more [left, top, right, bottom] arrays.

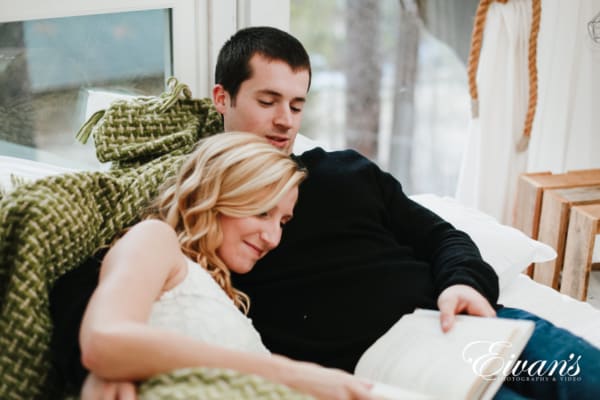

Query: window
[[291, 0, 478, 196], [0, 10, 171, 169], [0, 0, 214, 170]]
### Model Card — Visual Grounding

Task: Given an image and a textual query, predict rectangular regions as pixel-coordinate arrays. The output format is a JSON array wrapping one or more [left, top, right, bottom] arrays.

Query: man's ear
[[212, 84, 228, 114]]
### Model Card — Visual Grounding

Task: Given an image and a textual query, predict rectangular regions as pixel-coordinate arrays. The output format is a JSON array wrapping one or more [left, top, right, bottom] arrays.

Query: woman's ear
[[212, 84, 229, 115]]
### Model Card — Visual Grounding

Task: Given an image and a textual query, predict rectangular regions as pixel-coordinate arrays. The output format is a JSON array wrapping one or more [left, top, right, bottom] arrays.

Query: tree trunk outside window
[[389, 0, 419, 193], [344, 0, 381, 159]]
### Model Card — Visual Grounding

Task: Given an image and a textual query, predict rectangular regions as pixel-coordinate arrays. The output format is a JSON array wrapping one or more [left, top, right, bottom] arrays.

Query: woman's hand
[[81, 373, 137, 400], [276, 355, 376, 400]]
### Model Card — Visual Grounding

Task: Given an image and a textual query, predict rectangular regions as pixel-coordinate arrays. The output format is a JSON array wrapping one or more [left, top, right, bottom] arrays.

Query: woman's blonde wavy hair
[[148, 132, 306, 314]]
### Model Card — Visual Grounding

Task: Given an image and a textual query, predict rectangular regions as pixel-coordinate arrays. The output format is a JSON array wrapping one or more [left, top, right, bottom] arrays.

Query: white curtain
[[456, 0, 531, 224], [527, 0, 600, 172], [456, 0, 600, 224]]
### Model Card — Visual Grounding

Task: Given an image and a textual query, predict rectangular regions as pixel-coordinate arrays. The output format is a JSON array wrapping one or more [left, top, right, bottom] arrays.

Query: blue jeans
[[493, 307, 600, 400]]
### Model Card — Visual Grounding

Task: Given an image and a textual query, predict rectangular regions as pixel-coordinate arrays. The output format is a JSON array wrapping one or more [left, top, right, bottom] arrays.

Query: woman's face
[[217, 186, 298, 274]]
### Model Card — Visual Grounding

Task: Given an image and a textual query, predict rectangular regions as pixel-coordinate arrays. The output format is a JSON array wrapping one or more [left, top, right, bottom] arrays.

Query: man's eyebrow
[[256, 89, 306, 103]]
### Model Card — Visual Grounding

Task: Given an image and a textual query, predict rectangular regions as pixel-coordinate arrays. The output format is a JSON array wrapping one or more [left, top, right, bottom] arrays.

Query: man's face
[[213, 54, 310, 154]]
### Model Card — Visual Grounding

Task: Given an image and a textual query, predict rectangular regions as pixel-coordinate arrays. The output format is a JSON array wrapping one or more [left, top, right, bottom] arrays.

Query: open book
[[356, 309, 535, 400]]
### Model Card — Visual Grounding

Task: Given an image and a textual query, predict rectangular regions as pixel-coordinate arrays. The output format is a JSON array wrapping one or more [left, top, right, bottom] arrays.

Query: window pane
[[291, 0, 477, 196], [0, 9, 172, 169]]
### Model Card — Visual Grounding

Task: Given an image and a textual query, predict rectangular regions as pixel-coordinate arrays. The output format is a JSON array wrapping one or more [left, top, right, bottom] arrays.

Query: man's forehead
[[245, 55, 309, 92], [249, 60, 308, 75]]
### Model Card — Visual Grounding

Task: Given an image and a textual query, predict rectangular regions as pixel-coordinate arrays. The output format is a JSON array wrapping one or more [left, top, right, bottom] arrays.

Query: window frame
[[0, 0, 210, 95]]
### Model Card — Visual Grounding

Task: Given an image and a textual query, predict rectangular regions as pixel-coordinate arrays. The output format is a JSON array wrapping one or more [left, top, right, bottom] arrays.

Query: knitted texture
[[0, 79, 223, 399], [138, 368, 314, 400], [76, 78, 223, 167]]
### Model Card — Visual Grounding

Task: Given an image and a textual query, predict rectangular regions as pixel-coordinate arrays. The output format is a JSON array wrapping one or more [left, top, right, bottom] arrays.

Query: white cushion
[[410, 193, 556, 290], [292, 133, 329, 154], [0, 156, 76, 194]]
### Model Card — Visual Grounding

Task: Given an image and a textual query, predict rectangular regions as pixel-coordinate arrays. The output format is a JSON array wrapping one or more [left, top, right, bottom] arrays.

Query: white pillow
[[292, 133, 330, 154], [410, 193, 556, 290]]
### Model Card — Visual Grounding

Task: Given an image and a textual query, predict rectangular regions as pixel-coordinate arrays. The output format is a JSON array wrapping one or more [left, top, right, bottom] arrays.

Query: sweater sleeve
[[374, 163, 499, 307]]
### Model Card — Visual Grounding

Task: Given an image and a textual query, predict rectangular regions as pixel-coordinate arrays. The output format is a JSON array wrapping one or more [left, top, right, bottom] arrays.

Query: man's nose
[[273, 105, 293, 129]]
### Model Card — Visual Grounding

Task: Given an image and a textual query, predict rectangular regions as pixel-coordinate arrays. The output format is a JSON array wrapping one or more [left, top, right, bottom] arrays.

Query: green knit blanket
[[138, 368, 312, 400], [0, 80, 310, 399]]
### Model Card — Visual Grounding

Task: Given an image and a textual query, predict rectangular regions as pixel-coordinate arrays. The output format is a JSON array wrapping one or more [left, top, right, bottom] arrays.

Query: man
[[213, 26, 497, 366], [58, 26, 600, 399], [212, 27, 600, 399]]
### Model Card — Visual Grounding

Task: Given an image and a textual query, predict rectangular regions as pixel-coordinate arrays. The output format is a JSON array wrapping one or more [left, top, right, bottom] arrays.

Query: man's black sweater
[[232, 147, 499, 372]]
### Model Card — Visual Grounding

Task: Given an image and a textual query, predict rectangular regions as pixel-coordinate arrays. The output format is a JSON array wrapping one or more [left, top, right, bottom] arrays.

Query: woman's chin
[[229, 262, 256, 275]]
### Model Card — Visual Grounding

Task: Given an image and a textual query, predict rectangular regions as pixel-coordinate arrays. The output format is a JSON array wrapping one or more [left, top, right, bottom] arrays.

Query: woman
[[79, 132, 375, 400]]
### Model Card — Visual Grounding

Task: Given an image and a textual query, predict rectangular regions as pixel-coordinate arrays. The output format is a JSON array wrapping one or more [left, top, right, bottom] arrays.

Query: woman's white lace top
[[148, 258, 269, 355]]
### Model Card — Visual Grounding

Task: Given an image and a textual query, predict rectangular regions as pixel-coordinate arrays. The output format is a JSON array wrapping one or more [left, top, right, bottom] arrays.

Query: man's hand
[[81, 373, 137, 400], [437, 284, 496, 333]]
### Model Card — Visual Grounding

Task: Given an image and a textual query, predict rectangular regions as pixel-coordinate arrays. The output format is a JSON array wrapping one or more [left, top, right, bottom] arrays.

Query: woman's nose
[[260, 224, 281, 249]]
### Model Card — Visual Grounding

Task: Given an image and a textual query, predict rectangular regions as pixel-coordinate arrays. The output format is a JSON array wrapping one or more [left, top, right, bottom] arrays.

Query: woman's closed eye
[[256, 212, 291, 228], [280, 216, 293, 227]]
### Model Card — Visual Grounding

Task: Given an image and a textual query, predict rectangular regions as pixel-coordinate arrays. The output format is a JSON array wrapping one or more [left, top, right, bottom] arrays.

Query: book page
[[355, 309, 534, 400]]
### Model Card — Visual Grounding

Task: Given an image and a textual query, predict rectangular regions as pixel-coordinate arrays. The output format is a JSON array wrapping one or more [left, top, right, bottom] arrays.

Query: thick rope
[[517, 0, 541, 152], [467, 0, 495, 118], [467, 0, 542, 152]]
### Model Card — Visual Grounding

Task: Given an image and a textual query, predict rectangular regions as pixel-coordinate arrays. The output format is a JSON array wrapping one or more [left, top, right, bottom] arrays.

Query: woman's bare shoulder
[[101, 219, 184, 277], [116, 219, 180, 250]]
